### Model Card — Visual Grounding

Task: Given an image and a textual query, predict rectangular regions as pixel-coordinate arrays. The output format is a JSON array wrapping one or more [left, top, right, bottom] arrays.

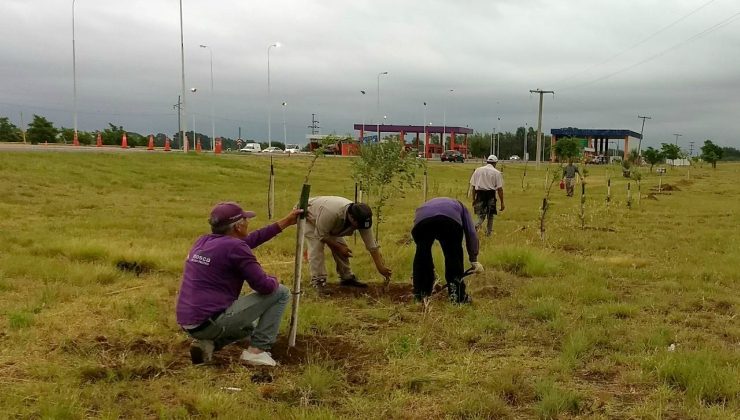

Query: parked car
[[440, 150, 464, 163], [239, 143, 262, 153], [589, 155, 608, 165], [284, 144, 301, 154], [261, 146, 283, 153], [509, 155, 520, 160]]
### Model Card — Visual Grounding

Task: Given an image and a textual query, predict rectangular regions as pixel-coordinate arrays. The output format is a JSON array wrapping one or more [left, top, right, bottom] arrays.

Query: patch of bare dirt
[[474, 285, 512, 299], [318, 283, 413, 303], [650, 183, 681, 192], [583, 226, 617, 232]]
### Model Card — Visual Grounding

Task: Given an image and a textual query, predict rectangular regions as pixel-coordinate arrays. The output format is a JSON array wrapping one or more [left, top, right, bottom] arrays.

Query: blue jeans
[[188, 285, 290, 351]]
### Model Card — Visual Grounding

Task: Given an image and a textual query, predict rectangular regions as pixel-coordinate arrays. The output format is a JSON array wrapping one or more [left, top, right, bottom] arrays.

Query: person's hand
[[334, 243, 353, 259], [471, 262, 484, 274], [499, 203, 505, 212], [277, 208, 303, 229], [377, 265, 392, 278]]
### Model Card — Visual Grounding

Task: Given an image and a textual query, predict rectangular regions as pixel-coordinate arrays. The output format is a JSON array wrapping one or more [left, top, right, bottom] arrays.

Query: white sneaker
[[240, 350, 277, 366]]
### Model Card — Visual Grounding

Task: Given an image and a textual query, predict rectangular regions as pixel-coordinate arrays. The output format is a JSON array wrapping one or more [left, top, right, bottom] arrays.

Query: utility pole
[[20, 112, 26, 143], [529, 89, 554, 166], [637, 115, 651, 159], [172, 96, 182, 149], [689, 141, 695, 157], [308, 114, 320, 135], [673, 133, 682, 146]]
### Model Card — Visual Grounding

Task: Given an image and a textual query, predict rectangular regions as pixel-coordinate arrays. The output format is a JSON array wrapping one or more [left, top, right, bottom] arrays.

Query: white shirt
[[469, 164, 503, 191]]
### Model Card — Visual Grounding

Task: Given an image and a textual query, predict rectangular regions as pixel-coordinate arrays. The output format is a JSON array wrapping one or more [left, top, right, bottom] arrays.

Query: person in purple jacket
[[176, 202, 302, 367], [412, 198, 484, 303]]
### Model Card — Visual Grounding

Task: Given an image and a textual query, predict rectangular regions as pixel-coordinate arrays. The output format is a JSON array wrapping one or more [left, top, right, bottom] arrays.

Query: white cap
[[486, 155, 498, 163]]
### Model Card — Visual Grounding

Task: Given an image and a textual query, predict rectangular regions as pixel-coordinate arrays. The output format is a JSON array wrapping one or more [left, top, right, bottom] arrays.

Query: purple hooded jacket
[[176, 223, 282, 326]]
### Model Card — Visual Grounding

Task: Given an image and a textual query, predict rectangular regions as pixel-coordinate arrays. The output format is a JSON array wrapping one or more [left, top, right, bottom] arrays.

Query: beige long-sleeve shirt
[[306, 196, 378, 251]]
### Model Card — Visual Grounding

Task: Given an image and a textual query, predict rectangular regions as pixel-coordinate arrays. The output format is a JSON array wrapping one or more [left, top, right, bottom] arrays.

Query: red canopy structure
[[353, 124, 473, 158]]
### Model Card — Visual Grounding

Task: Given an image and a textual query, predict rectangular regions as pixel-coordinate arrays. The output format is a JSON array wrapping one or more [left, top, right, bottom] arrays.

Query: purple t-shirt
[[413, 197, 479, 262], [176, 223, 282, 326]]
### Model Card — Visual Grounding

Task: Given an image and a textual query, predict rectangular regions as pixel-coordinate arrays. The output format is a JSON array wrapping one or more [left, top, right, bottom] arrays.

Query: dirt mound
[[474, 285, 512, 299], [650, 183, 681, 192], [318, 283, 413, 303]]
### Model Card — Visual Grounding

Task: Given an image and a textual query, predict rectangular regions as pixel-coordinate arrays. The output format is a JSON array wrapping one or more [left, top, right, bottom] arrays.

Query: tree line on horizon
[[1, 114, 738, 164]]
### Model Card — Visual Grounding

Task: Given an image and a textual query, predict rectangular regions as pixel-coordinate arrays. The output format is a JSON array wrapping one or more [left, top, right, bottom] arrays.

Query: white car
[[239, 143, 261, 153], [261, 146, 283, 154], [509, 155, 520, 160], [284, 144, 301, 154]]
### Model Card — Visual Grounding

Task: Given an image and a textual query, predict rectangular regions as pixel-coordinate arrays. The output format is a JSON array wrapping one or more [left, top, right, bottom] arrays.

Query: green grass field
[[0, 150, 738, 419]]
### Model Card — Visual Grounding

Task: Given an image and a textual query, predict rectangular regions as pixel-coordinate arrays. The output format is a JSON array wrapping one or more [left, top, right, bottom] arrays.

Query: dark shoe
[[310, 277, 327, 288], [340, 276, 368, 288], [190, 340, 214, 365]]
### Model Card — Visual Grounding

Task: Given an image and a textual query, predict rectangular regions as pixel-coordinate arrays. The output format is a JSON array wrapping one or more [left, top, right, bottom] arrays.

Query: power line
[[555, 0, 719, 87], [565, 10, 740, 90]]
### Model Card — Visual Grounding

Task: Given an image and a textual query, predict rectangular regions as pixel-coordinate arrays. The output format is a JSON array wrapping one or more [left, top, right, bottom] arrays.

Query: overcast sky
[[1, 0, 738, 149]]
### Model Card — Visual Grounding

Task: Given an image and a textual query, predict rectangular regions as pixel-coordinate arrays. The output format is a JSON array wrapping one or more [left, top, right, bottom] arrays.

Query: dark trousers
[[411, 215, 465, 300]]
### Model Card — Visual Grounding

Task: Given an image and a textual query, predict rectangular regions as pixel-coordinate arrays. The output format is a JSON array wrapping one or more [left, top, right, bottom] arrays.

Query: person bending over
[[305, 196, 392, 288], [412, 197, 483, 303]]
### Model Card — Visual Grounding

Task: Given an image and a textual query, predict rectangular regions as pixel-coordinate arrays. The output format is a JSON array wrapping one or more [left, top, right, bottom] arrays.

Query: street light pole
[[496, 116, 501, 157], [72, 0, 78, 145], [423, 101, 427, 157], [199, 44, 215, 151], [442, 89, 453, 150], [267, 42, 280, 148], [281, 102, 287, 145], [360, 90, 367, 141], [376, 71, 388, 143], [179, 0, 187, 151]]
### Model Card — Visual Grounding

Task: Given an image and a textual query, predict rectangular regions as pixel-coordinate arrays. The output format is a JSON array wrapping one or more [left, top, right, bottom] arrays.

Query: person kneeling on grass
[[412, 198, 483, 303], [176, 202, 302, 367]]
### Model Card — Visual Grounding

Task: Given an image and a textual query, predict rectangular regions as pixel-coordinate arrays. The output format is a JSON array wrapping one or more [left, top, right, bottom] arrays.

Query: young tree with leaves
[[700, 140, 723, 169], [26, 115, 58, 144], [660, 143, 681, 164], [553, 137, 582, 163], [642, 147, 664, 172], [0, 117, 23, 142], [351, 141, 424, 243]]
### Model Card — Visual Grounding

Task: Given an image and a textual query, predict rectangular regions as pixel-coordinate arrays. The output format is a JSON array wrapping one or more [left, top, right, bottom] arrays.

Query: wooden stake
[[423, 168, 428, 203], [288, 184, 311, 348], [268, 156, 275, 220], [580, 182, 586, 230], [627, 182, 632, 209]]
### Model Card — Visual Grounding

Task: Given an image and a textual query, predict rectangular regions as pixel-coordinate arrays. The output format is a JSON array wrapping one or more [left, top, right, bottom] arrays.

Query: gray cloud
[[1, 0, 738, 148]]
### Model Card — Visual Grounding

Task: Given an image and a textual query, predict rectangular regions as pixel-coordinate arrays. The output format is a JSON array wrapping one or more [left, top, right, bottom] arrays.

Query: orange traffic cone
[[196, 139, 202, 153], [147, 135, 154, 150], [164, 137, 171, 151], [121, 132, 128, 148], [73, 132, 80, 146], [96, 132, 102, 147], [215, 138, 222, 154]]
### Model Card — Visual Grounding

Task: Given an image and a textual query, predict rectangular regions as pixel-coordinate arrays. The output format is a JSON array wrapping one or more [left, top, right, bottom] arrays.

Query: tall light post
[[496, 116, 501, 157], [423, 101, 428, 157], [71, 0, 78, 145], [267, 42, 280, 148], [523, 123, 528, 161], [360, 90, 367, 141], [178, 0, 187, 151], [491, 128, 495, 156], [442, 89, 454, 150], [376, 71, 388, 143], [189, 87, 197, 150], [199, 44, 215, 151], [281, 102, 288, 145]]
